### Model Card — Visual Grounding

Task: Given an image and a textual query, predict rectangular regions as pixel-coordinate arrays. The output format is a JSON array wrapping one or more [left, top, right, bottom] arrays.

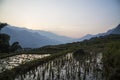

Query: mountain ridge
[[1, 24, 120, 48], [2, 25, 62, 48], [77, 24, 120, 41]]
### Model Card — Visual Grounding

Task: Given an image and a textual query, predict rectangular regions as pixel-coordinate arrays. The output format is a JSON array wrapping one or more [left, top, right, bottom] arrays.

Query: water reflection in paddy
[[15, 53, 103, 80], [0, 54, 50, 73]]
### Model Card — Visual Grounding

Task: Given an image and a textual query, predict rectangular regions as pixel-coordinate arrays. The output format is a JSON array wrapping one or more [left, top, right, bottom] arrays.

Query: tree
[[10, 42, 22, 52], [0, 22, 7, 33], [0, 22, 9, 53], [0, 33, 10, 53]]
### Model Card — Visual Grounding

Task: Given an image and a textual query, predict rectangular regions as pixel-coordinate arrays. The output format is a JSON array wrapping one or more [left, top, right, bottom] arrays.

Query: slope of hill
[[76, 34, 95, 41], [2, 25, 62, 48], [76, 24, 120, 41], [28, 30, 74, 43], [106, 24, 120, 35]]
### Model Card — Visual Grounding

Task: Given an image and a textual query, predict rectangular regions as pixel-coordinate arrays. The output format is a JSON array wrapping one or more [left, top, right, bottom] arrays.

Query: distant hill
[[1, 25, 73, 48], [1, 25, 60, 48], [76, 24, 120, 41], [1, 24, 120, 48], [76, 34, 95, 41], [105, 24, 120, 35], [29, 30, 74, 43]]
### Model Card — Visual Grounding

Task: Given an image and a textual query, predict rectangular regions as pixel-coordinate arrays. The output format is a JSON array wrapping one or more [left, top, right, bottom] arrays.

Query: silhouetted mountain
[[95, 24, 120, 37], [105, 24, 120, 35], [2, 25, 63, 48], [1, 24, 119, 48], [28, 30, 74, 43], [76, 34, 95, 41], [76, 24, 120, 41]]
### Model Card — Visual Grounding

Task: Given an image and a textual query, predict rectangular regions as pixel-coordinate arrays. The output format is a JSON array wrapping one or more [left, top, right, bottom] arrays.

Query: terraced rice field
[[0, 54, 50, 73], [14, 53, 103, 80]]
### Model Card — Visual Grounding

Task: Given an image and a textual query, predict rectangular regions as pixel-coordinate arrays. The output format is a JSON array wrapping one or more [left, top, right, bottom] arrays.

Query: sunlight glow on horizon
[[0, 0, 120, 38]]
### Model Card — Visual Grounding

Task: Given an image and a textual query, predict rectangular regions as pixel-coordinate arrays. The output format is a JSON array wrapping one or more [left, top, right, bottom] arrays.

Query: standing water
[[15, 52, 103, 80], [0, 54, 50, 73]]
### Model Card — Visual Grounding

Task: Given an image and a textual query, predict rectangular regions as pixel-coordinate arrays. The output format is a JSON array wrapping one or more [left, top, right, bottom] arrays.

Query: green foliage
[[0, 33, 10, 53], [0, 22, 7, 32], [0, 22, 10, 53], [10, 42, 22, 52], [103, 42, 120, 80]]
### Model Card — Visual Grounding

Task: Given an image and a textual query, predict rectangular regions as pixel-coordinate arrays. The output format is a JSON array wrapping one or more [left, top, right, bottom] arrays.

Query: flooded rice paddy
[[15, 52, 103, 80], [0, 54, 50, 73]]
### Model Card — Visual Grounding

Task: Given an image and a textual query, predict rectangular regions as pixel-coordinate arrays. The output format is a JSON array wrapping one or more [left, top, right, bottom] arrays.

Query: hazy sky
[[0, 0, 120, 38]]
